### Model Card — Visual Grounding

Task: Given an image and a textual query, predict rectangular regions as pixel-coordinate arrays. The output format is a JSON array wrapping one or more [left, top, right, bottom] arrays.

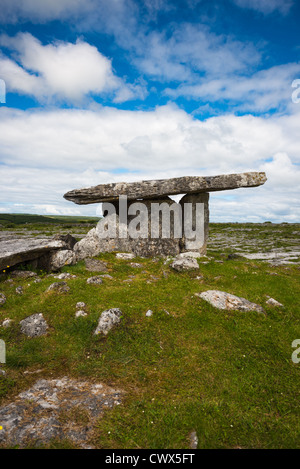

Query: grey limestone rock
[[19, 313, 48, 337]]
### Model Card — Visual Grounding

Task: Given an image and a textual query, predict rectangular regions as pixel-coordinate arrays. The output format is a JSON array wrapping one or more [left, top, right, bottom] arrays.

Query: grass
[[0, 221, 299, 448]]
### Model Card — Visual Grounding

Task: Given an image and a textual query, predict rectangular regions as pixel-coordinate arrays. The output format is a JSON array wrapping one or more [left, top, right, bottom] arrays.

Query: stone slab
[[64, 172, 267, 204]]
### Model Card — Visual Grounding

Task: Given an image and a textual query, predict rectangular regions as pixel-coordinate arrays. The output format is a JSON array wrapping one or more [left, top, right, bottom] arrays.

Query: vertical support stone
[[179, 192, 209, 255]]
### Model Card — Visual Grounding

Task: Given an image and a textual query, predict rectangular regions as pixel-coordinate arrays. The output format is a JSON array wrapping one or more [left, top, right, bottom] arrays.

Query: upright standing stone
[[180, 193, 209, 254]]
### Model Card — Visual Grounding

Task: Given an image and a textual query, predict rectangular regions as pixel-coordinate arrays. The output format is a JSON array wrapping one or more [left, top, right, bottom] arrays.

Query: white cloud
[[0, 33, 145, 103], [134, 24, 261, 82], [231, 0, 294, 15], [0, 104, 299, 221], [165, 62, 300, 112], [0, 0, 95, 23]]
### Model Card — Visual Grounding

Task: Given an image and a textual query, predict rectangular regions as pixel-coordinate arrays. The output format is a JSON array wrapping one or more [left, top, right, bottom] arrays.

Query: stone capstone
[[64, 172, 267, 204]]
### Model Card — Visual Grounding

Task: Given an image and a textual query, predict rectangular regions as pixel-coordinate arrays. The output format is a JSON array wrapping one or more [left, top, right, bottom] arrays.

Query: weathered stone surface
[[179, 192, 209, 254], [170, 256, 200, 271], [198, 290, 265, 313], [94, 308, 123, 335], [0, 377, 123, 448], [0, 293, 6, 306], [266, 297, 283, 307], [10, 270, 37, 279], [116, 252, 135, 260], [46, 282, 70, 294], [84, 258, 108, 272], [86, 276, 103, 285], [49, 249, 76, 271], [0, 234, 77, 271], [19, 313, 48, 337], [64, 172, 267, 204]]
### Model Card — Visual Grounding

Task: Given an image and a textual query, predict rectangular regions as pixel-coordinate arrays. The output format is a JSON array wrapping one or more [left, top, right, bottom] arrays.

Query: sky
[[0, 0, 299, 222]]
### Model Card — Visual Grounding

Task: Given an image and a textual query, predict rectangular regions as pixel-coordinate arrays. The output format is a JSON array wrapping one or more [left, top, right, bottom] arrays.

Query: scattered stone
[[0, 377, 123, 448], [53, 273, 77, 280], [33, 277, 42, 283], [170, 257, 199, 272], [76, 302, 87, 310], [46, 282, 70, 294], [145, 310, 153, 317], [86, 276, 103, 285], [2, 318, 12, 328], [116, 253, 135, 260], [266, 297, 284, 307], [177, 252, 202, 258], [130, 262, 142, 268], [189, 431, 198, 449], [84, 258, 108, 272], [226, 253, 241, 260], [94, 308, 123, 335], [0, 293, 6, 306], [15, 286, 23, 295], [75, 310, 88, 318], [10, 270, 37, 279], [19, 313, 49, 337], [100, 274, 113, 279], [198, 290, 265, 314]]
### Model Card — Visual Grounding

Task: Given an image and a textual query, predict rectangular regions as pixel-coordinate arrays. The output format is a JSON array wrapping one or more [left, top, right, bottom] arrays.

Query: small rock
[[2, 318, 12, 328], [100, 274, 113, 279], [178, 252, 202, 258], [170, 257, 199, 272], [75, 310, 88, 318], [189, 431, 198, 449], [53, 273, 77, 280], [19, 313, 48, 337], [76, 302, 86, 309], [46, 282, 70, 294], [116, 253, 135, 260], [0, 293, 6, 306], [85, 258, 108, 272], [266, 297, 283, 307], [145, 310, 153, 317], [130, 263, 142, 268], [198, 290, 265, 314], [86, 276, 103, 285], [15, 286, 23, 295], [33, 277, 42, 283], [94, 308, 123, 335], [10, 270, 37, 279]]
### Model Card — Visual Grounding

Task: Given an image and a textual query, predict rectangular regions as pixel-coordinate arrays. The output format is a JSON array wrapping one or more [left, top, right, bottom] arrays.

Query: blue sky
[[0, 0, 299, 222]]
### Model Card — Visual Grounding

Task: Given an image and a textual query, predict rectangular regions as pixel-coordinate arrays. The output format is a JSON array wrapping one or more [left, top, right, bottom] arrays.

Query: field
[[0, 217, 299, 449]]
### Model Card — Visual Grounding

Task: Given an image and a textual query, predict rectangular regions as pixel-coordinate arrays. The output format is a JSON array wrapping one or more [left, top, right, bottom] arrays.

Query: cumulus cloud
[[0, 104, 299, 221], [0, 33, 146, 103]]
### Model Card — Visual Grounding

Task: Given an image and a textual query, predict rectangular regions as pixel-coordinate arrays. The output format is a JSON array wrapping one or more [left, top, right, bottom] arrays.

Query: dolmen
[[64, 172, 267, 259]]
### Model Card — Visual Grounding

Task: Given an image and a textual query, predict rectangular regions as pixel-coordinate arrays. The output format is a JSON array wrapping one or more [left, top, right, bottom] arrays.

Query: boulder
[[0, 234, 77, 271], [170, 257, 200, 271], [94, 308, 123, 335], [198, 290, 265, 313], [49, 249, 76, 271], [19, 313, 48, 337]]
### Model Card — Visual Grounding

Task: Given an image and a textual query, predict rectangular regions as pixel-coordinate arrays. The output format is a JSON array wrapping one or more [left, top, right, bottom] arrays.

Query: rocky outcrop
[[198, 290, 265, 313], [0, 234, 77, 272]]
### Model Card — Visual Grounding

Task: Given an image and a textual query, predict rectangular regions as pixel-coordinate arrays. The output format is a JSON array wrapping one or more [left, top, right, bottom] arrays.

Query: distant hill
[[0, 213, 100, 226]]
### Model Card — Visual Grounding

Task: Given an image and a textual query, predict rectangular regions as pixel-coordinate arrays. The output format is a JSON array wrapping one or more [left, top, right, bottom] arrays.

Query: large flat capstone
[[64, 172, 267, 204], [0, 235, 76, 271]]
